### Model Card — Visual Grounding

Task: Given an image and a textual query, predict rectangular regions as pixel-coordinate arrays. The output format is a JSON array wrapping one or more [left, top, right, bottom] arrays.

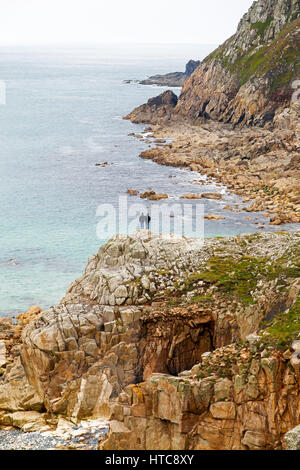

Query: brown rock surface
[[135, 118, 300, 224], [100, 344, 300, 450], [0, 230, 299, 446], [175, 1, 299, 126]]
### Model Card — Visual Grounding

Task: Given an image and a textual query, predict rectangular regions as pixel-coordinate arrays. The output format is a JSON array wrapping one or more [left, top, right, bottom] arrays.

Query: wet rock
[[204, 214, 225, 220], [127, 189, 140, 196]]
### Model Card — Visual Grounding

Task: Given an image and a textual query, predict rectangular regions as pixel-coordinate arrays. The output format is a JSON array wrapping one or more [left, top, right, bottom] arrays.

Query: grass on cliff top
[[259, 297, 300, 350], [205, 16, 300, 91], [183, 245, 300, 306], [187, 256, 271, 305]]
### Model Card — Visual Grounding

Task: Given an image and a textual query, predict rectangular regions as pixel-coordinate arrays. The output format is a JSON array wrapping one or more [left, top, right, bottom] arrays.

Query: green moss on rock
[[259, 297, 300, 349], [205, 17, 300, 92], [185, 243, 299, 306]]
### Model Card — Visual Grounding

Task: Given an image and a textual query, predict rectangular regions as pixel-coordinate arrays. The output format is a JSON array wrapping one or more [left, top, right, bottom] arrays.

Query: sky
[[0, 0, 254, 46]]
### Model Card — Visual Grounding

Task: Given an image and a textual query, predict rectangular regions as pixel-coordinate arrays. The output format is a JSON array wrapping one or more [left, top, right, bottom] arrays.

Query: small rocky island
[[126, 59, 201, 87]]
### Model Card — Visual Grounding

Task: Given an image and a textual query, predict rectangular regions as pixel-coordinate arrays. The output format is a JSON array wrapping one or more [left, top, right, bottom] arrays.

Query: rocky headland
[[0, 0, 299, 452], [124, 0, 300, 226]]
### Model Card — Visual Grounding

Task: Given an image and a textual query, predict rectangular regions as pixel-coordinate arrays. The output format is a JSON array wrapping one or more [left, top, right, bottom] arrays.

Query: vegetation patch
[[185, 246, 300, 306], [186, 256, 267, 305], [205, 17, 300, 91], [165, 297, 182, 307], [259, 297, 300, 349], [191, 294, 212, 304]]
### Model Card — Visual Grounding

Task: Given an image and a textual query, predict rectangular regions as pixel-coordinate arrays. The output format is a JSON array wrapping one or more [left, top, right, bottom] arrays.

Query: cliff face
[[124, 0, 300, 230], [100, 345, 300, 450], [0, 231, 299, 450], [176, 0, 300, 126]]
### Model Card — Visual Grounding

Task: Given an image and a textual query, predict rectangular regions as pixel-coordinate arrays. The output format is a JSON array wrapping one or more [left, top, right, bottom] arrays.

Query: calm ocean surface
[[0, 44, 298, 317]]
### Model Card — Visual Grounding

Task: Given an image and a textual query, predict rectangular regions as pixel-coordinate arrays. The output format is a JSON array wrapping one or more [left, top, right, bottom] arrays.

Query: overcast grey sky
[[0, 0, 254, 46]]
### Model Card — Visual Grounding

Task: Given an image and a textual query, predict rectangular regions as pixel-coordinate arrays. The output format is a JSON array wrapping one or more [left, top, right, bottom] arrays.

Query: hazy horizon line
[[0, 42, 219, 48]]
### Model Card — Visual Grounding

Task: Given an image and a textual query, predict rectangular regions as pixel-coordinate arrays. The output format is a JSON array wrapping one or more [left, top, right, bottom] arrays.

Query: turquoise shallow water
[[0, 44, 299, 317]]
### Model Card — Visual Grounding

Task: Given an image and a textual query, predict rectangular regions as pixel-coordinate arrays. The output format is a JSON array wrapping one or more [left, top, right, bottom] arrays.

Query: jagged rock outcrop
[[138, 60, 201, 87], [176, 0, 300, 126], [100, 344, 300, 450], [124, 90, 178, 124], [284, 424, 300, 449], [0, 231, 299, 447]]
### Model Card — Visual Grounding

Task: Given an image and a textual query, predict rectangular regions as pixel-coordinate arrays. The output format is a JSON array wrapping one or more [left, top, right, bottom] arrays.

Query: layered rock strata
[[100, 344, 300, 450]]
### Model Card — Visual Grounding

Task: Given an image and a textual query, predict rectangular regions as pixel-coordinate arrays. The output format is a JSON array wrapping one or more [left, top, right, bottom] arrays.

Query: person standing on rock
[[139, 212, 145, 229], [146, 213, 151, 229]]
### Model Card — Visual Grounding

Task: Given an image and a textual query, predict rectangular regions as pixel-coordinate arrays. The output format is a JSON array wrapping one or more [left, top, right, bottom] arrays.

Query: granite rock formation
[[0, 231, 299, 450], [0, 2, 299, 446], [126, 0, 300, 127], [100, 345, 300, 450]]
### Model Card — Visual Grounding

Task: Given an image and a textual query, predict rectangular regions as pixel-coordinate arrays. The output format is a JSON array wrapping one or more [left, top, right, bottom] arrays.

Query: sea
[[0, 43, 299, 317]]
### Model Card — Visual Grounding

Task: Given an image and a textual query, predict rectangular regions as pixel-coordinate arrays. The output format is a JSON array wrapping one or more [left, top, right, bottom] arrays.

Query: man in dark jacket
[[146, 213, 151, 229]]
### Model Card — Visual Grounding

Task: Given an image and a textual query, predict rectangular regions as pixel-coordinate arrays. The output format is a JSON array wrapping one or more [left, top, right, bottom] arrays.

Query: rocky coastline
[[125, 114, 300, 226], [0, 231, 299, 450], [0, 0, 299, 452]]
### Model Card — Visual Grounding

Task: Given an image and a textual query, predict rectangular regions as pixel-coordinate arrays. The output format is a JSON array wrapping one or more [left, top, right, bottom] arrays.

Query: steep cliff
[[0, 231, 299, 450], [100, 342, 300, 450], [176, 0, 300, 126], [124, 90, 178, 124], [126, 0, 299, 127]]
